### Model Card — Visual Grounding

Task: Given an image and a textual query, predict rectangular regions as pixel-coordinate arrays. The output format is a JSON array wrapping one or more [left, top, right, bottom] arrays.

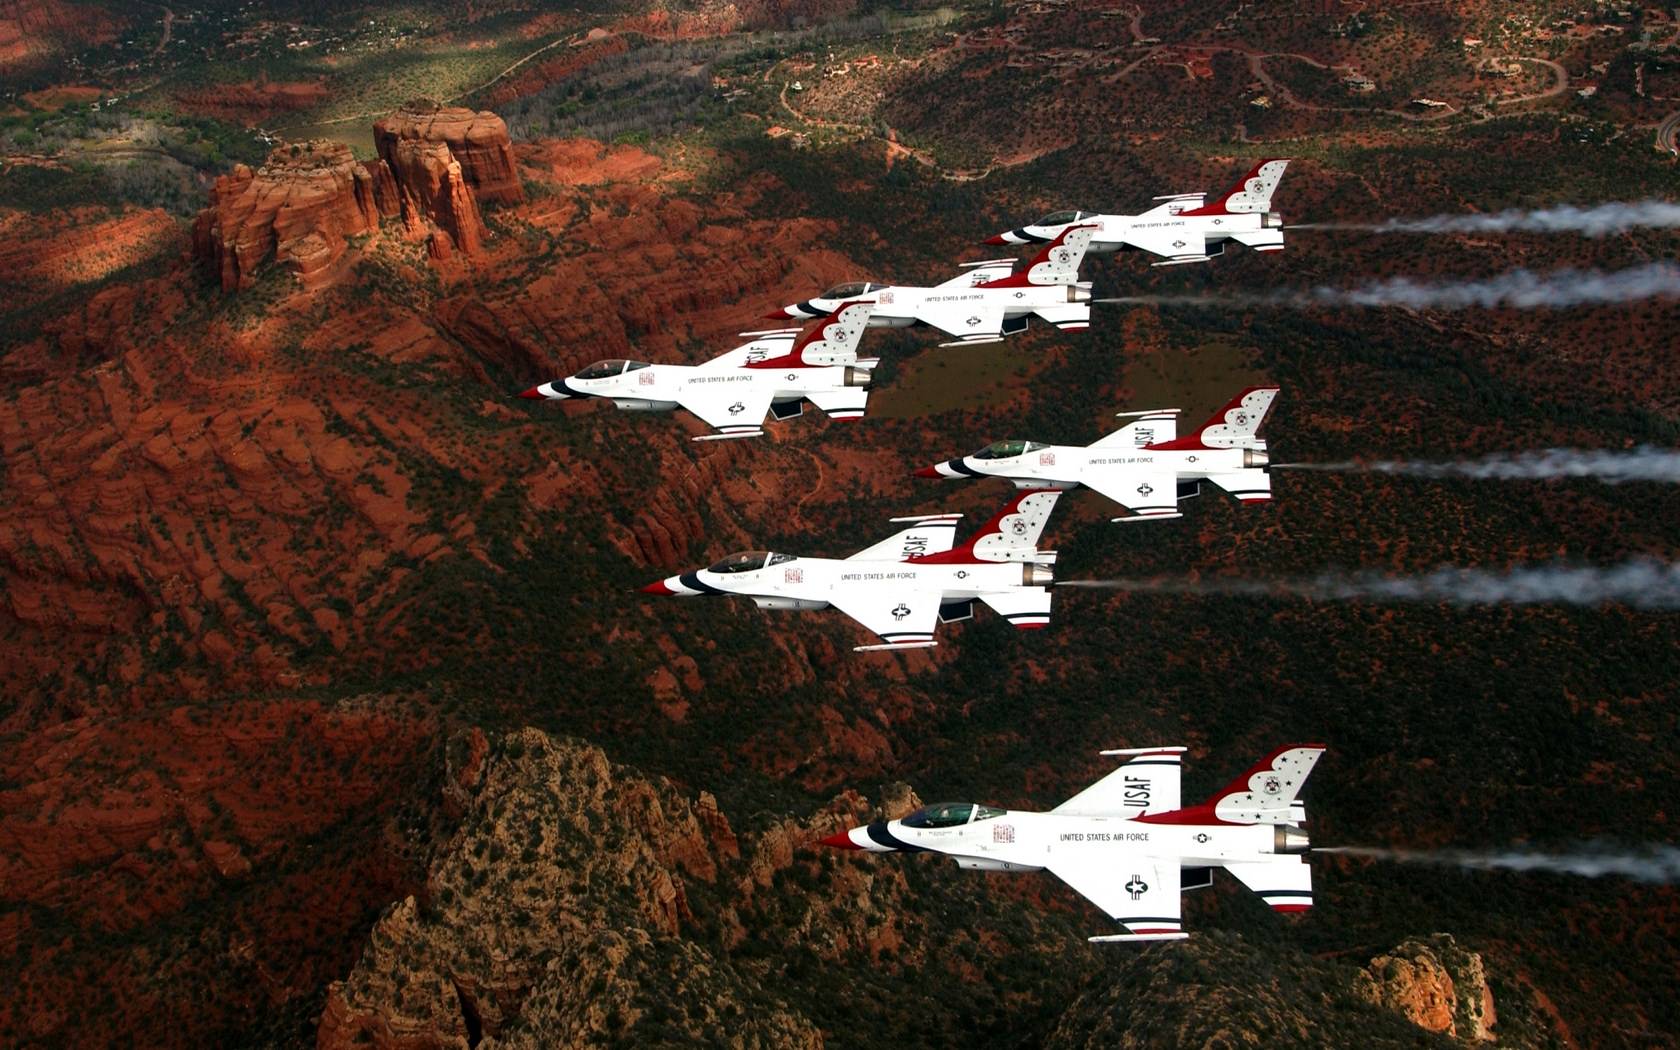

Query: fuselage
[[777, 281, 1091, 324], [926, 441, 1269, 486], [525, 359, 866, 410], [830, 805, 1304, 872], [996, 207, 1283, 253], [648, 554, 1047, 608]]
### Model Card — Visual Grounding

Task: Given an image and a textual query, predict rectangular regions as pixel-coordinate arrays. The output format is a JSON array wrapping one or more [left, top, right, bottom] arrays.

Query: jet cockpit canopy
[[708, 551, 795, 574], [573, 359, 653, 380], [820, 281, 885, 300], [1036, 210, 1094, 226], [901, 802, 1006, 828], [974, 439, 1048, 460]]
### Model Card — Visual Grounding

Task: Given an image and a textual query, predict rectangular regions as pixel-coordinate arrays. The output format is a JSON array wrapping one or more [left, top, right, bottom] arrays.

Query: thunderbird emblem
[[1263, 775, 1282, 795]]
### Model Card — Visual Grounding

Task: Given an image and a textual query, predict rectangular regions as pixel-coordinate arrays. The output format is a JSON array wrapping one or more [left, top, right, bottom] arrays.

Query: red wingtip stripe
[[1271, 904, 1312, 913]]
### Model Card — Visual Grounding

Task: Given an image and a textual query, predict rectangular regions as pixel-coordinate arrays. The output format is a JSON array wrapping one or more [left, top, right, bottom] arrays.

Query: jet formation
[[516, 160, 1309, 942]]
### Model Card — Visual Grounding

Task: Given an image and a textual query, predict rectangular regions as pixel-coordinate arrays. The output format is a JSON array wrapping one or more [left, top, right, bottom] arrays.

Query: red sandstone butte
[[374, 99, 524, 205], [190, 142, 398, 292]]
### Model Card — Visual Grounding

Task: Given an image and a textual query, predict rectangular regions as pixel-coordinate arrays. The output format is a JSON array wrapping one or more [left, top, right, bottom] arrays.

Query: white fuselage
[[947, 443, 1264, 488], [1088, 210, 1278, 253], [781, 281, 1091, 325], [842, 808, 1292, 872], [655, 555, 1040, 609], [533, 361, 859, 411]]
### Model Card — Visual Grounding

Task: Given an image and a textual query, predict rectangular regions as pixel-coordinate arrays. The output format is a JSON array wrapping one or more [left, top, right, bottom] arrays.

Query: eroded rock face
[[1044, 930, 1529, 1050], [1364, 933, 1499, 1041], [382, 138, 486, 258], [190, 142, 398, 292], [317, 730, 818, 1049], [375, 99, 524, 205]]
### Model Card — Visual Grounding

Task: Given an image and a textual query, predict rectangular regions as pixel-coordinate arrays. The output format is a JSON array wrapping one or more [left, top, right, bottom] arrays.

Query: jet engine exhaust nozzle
[[844, 366, 872, 388], [1263, 211, 1284, 228], [1068, 286, 1092, 303], [1273, 825, 1310, 854], [1022, 563, 1054, 587], [1244, 449, 1270, 469]]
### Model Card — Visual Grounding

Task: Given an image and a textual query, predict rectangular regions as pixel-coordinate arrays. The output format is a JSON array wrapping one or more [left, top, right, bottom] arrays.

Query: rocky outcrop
[[318, 730, 818, 1049], [1044, 931, 1540, 1049], [1363, 934, 1499, 1041], [382, 138, 486, 258], [190, 141, 398, 291], [375, 99, 524, 205]]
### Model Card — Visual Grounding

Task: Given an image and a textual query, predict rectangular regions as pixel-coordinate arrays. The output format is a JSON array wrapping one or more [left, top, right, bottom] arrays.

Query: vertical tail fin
[[912, 490, 1063, 564], [1182, 159, 1289, 216], [1148, 387, 1278, 450], [981, 226, 1097, 288]]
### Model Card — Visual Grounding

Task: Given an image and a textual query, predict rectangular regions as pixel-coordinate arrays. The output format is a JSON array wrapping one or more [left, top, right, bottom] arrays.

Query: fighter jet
[[987, 159, 1291, 267], [518, 302, 877, 441], [916, 387, 1278, 523], [767, 226, 1097, 345], [821, 743, 1323, 942], [641, 491, 1063, 651]]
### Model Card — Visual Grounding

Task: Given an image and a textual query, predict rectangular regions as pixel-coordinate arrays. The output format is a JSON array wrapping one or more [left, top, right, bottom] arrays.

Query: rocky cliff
[[318, 729, 821, 1049], [190, 141, 397, 292], [1042, 929, 1558, 1049], [191, 102, 519, 291], [375, 100, 525, 206]]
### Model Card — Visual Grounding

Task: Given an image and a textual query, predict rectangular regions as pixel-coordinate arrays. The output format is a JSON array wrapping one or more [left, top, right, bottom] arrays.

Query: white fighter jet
[[986, 159, 1291, 267], [767, 227, 1097, 345], [517, 302, 877, 441], [821, 743, 1324, 942], [916, 387, 1279, 523], [640, 491, 1063, 651]]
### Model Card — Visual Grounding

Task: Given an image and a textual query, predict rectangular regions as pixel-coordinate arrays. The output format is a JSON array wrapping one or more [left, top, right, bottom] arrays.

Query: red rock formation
[[383, 138, 485, 256], [374, 99, 524, 205], [190, 142, 398, 292]]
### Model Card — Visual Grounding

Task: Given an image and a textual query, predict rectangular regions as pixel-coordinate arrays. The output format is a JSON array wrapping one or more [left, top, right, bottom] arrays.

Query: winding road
[[1658, 109, 1680, 156]]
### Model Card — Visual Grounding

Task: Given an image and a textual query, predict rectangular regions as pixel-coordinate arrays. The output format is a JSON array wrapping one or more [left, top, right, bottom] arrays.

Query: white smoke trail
[[1059, 559, 1680, 610], [1317, 845, 1680, 883], [1273, 447, 1680, 484], [1294, 200, 1680, 237], [1097, 262, 1680, 310]]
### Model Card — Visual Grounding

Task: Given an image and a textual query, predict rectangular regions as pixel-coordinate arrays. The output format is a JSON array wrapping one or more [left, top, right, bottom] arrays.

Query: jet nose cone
[[640, 578, 677, 595], [913, 464, 943, 479], [764, 307, 796, 320], [517, 386, 545, 400], [983, 233, 1009, 245], [819, 830, 862, 850]]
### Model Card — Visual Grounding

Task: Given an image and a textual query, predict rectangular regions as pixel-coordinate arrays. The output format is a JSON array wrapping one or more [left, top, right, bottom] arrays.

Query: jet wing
[[1084, 469, 1183, 522], [914, 301, 1007, 344], [1048, 854, 1186, 941], [829, 586, 942, 651], [677, 385, 774, 440], [1121, 225, 1206, 262]]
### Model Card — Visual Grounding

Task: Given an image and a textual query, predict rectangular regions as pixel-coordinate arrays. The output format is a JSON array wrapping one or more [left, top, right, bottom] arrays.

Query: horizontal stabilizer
[[806, 387, 870, 421], [977, 588, 1052, 630], [1225, 857, 1313, 912], [1204, 470, 1272, 502]]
